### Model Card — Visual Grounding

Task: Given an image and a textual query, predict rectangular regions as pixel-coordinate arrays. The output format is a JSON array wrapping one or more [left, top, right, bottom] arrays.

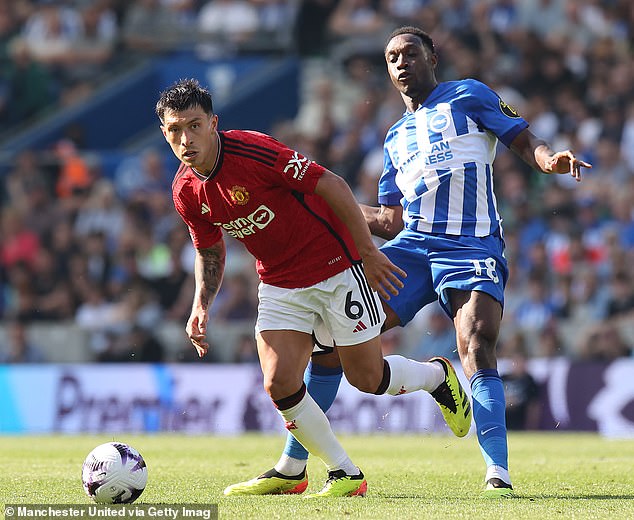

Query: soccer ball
[[82, 442, 148, 504]]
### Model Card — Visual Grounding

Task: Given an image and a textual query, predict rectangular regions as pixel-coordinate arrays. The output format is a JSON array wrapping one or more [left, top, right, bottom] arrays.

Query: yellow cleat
[[429, 357, 472, 437], [304, 469, 367, 498], [481, 478, 516, 498], [223, 468, 308, 496]]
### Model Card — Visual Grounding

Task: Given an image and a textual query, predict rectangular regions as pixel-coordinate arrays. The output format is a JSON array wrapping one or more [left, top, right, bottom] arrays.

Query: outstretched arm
[[360, 203, 404, 240], [187, 240, 226, 357], [510, 128, 592, 181], [314, 170, 406, 299]]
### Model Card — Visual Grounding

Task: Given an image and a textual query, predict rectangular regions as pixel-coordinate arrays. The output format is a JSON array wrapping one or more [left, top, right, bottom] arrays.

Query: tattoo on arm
[[195, 242, 226, 310]]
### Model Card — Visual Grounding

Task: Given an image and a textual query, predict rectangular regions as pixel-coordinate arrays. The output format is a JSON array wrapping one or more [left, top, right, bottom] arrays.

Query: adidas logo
[[201, 203, 210, 214], [352, 321, 367, 333]]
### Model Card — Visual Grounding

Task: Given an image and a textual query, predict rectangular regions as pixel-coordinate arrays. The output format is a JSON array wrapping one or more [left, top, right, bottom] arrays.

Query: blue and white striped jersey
[[378, 79, 528, 237]]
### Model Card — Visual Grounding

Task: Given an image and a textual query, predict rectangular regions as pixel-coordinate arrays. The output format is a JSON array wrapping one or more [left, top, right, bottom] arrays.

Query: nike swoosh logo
[[480, 426, 498, 436]]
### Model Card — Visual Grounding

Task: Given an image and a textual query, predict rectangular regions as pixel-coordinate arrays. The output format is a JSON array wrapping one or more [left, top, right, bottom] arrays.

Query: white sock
[[384, 355, 445, 395], [274, 454, 307, 476], [277, 392, 358, 475], [485, 465, 512, 486]]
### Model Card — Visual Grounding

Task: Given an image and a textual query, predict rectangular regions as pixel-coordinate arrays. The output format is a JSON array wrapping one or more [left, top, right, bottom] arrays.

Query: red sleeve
[[273, 146, 326, 193], [173, 190, 222, 250]]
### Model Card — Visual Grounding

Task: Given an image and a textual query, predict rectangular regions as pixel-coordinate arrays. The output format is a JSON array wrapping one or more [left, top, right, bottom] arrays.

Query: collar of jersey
[[192, 131, 224, 181]]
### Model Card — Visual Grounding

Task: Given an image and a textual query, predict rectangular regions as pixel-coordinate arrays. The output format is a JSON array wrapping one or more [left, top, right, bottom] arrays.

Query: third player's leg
[[449, 289, 503, 380], [336, 337, 386, 393]]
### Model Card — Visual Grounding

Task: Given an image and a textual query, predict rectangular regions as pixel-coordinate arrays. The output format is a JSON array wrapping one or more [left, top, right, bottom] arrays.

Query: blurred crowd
[[0, 0, 633, 364]]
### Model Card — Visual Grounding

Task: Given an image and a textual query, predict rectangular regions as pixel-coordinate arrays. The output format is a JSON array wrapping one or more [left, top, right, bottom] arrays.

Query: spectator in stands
[[251, 0, 297, 39], [45, 218, 76, 279], [0, 4, 20, 122], [1, 38, 57, 125], [74, 179, 125, 248], [353, 147, 381, 206], [499, 334, 541, 430], [54, 139, 93, 200], [292, 0, 337, 56], [122, 0, 186, 54], [64, 1, 118, 87], [0, 317, 46, 363], [605, 271, 634, 320], [535, 321, 567, 358], [161, 0, 200, 26], [411, 304, 458, 361], [513, 270, 556, 333], [150, 226, 194, 321], [75, 283, 121, 354], [2, 262, 40, 321], [232, 333, 258, 363], [113, 147, 171, 202], [100, 324, 165, 363], [0, 206, 40, 270], [611, 191, 634, 251], [569, 265, 609, 321], [20, 0, 83, 85], [579, 321, 632, 362], [212, 272, 258, 323], [133, 225, 172, 281], [328, 0, 385, 43], [197, 0, 259, 57], [80, 230, 113, 288], [2, 150, 52, 218], [30, 247, 76, 320]]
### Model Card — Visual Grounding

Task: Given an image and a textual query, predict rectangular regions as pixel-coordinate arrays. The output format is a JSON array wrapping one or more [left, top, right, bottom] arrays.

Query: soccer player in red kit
[[156, 79, 471, 497]]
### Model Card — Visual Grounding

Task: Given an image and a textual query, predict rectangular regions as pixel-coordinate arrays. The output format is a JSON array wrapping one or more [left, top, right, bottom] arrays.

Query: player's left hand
[[361, 249, 407, 301], [544, 150, 592, 182]]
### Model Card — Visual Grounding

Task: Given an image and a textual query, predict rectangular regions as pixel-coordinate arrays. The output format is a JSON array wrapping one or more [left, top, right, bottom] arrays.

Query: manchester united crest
[[230, 185, 249, 205]]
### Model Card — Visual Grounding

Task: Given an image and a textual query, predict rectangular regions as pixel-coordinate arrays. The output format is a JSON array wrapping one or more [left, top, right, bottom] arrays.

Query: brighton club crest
[[230, 185, 249, 205]]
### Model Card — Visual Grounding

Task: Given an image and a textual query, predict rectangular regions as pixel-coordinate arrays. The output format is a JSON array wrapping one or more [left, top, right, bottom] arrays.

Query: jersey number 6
[[345, 291, 364, 319]]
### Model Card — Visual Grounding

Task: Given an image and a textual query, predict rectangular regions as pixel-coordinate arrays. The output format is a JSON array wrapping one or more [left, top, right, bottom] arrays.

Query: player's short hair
[[385, 26, 435, 54], [155, 78, 214, 122]]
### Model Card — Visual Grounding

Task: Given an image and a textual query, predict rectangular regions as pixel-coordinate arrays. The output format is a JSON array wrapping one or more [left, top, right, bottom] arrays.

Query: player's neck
[[404, 81, 438, 112], [193, 133, 221, 178]]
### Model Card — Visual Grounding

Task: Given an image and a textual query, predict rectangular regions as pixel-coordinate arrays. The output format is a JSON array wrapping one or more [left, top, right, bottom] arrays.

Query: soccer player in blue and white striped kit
[[225, 26, 591, 498]]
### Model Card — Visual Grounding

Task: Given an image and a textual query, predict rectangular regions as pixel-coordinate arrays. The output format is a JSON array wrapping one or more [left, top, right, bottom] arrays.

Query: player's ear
[[209, 114, 218, 130]]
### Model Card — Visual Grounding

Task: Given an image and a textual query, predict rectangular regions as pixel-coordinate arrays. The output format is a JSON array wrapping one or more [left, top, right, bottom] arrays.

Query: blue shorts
[[380, 229, 508, 325]]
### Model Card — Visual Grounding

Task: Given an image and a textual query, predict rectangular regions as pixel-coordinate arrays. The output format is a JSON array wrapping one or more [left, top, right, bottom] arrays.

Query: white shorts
[[256, 264, 386, 347]]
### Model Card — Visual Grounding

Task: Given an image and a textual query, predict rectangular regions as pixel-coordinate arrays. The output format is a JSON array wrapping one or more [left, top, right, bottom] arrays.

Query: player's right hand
[[186, 310, 209, 357]]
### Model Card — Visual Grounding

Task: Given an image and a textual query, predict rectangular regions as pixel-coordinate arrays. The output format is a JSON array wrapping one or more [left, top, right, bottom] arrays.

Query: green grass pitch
[[1, 433, 633, 519]]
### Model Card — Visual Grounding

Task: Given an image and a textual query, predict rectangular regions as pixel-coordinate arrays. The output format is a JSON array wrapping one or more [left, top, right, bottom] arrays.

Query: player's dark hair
[[385, 26, 435, 54], [155, 78, 214, 122]]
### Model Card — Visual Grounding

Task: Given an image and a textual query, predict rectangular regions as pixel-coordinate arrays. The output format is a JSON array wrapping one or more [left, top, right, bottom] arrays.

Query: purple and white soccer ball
[[82, 442, 148, 504]]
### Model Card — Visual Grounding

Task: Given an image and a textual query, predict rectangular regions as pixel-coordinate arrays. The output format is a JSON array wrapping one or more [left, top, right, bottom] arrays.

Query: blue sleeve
[[457, 79, 528, 147], [378, 144, 402, 206]]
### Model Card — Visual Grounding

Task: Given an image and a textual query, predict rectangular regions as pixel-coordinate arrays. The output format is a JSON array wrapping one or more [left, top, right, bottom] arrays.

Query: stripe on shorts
[[350, 263, 380, 326]]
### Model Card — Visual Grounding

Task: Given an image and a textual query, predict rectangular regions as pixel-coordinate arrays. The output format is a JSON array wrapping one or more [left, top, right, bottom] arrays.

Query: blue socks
[[470, 369, 508, 470], [283, 361, 343, 461]]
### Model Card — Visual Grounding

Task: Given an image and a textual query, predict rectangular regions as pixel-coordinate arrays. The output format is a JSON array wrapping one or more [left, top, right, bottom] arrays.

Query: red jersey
[[172, 130, 361, 288]]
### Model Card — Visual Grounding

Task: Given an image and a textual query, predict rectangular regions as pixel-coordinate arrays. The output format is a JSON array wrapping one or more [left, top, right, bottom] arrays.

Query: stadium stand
[[0, 0, 632, 363]]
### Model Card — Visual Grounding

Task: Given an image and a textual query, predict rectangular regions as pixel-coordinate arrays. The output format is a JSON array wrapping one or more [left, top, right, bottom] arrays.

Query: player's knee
[[262, 372, 298, 401]]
